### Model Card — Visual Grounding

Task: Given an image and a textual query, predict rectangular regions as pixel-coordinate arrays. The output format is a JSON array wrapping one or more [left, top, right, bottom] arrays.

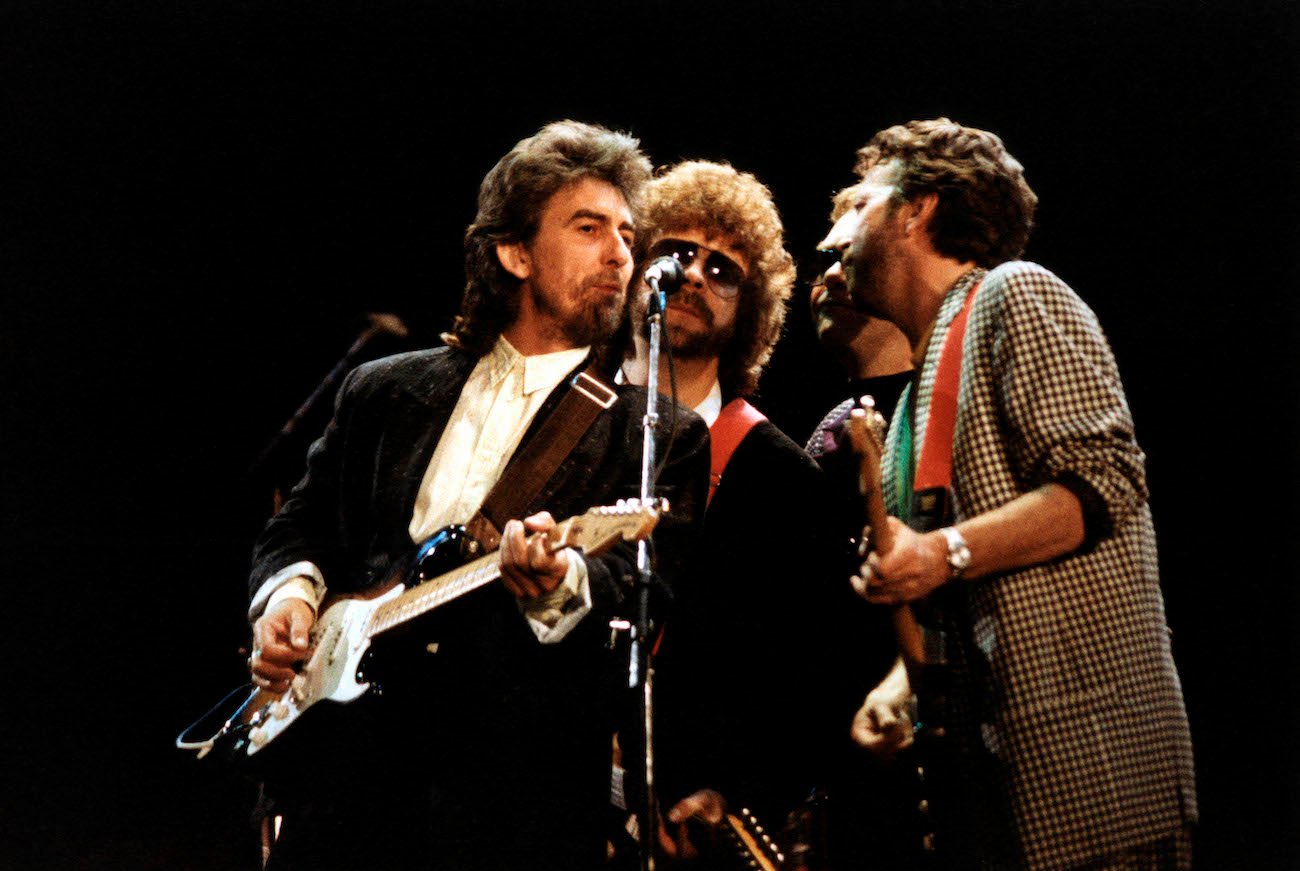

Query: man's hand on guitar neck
[[851, 657, 914, 758], [500, 511, 571, 599], [250, 598, 316, 695], [853, 485, 1088, 605], [853, 517, 950, 604]]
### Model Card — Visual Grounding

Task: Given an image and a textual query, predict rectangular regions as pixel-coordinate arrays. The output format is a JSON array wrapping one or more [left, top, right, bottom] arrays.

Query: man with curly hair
[[834, 119, 1197, 870], [244, 120, 709, 871], [617, 160, 849, 862]]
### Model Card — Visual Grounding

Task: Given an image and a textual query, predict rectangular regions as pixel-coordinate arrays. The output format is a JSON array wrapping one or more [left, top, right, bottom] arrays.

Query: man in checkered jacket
[[825, 119, 1197, 870]]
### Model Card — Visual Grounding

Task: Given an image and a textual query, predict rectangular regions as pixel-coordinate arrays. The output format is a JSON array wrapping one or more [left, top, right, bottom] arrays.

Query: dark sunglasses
[[647, 238, 746, 300]]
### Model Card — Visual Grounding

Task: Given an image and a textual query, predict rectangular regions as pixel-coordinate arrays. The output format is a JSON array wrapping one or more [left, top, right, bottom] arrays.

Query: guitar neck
[[863, 487, 895, 554], [860, 481, 925, 664], [367, 551, 504, 638], [848, 402, 924, 667], [361, 503, 659, 643]]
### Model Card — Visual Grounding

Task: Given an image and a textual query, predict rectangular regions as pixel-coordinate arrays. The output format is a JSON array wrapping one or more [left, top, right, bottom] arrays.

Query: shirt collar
[[489, 336, 591, 395], [694, 379, 724, 427]]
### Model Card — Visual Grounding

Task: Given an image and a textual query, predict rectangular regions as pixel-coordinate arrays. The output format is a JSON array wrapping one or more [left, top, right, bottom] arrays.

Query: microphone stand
[[631, 278, 669, 871], [250, 313, 408, 503]]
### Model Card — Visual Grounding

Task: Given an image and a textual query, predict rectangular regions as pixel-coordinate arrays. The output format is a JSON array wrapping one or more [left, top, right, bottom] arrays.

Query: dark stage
[[4, 1, 1298, 867]]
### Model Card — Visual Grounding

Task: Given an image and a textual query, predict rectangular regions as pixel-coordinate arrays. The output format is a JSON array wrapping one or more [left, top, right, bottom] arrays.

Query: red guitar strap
[[708, 397, 767, 506], [653, 396, 766, 659], [914, 280, 982, 491]]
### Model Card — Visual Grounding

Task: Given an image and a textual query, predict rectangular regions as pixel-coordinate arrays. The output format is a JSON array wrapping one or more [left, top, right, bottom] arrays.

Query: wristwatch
[[939, 526, 971, 580]]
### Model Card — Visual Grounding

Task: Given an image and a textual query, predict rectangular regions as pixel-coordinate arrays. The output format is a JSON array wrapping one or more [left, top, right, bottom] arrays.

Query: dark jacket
[[251, 346, 710, 871]]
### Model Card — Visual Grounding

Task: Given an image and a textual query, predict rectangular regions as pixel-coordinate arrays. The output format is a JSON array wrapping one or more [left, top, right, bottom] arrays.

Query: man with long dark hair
[[245, 120, 709, 870]]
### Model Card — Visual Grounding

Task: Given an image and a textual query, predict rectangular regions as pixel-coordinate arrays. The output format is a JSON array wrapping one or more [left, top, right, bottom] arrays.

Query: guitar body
[[181, 502, 664, 777], [185, 523, 479, 774]]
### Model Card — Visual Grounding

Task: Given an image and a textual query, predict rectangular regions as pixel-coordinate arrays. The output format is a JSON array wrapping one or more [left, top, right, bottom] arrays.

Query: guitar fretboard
[[366, 552, 503, 638]]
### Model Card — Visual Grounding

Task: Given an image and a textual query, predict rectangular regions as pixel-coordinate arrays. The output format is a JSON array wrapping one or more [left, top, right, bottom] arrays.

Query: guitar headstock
[[721, 808, 784, 871], [844, 395, 894, 555], [551, 499, 666, 557], [845, 395, 888, 489]]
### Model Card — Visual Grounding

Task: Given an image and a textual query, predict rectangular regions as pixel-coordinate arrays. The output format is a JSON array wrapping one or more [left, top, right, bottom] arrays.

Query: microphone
[[365, 312, 409, 339], [256, 312, 413, 463], [643, 256, 686, 295]]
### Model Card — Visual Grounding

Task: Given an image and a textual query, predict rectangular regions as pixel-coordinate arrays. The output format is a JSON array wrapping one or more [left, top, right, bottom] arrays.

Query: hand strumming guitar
[[850, 657, 914, 758], [250, 598, 315, 695]]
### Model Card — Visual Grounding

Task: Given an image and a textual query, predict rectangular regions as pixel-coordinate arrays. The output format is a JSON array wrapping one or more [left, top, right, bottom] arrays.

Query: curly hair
[[442, 120, 652, 355], [855, 118, 1037, 267], [636, 161, 796, 398]]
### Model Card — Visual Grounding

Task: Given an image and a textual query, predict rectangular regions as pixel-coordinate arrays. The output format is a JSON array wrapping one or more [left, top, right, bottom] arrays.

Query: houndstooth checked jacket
[[882, 262, 1197, 870]]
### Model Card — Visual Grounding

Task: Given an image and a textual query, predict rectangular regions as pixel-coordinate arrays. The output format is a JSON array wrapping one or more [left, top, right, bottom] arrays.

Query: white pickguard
[[244, 584, 404, 755]]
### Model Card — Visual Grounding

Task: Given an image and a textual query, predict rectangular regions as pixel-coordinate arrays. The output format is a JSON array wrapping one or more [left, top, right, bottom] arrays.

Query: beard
[[532, 271, 626, 347], [638, 287, 734, 360], [843, 220, 907, 320], [844, 248, 887, 318]]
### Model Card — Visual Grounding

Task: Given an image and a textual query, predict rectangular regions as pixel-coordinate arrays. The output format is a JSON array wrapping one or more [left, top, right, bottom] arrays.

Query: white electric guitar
[[178, 500, 664, 766]]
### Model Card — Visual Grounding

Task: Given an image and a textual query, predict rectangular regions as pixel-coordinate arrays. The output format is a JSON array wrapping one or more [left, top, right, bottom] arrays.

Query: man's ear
[[496, 241, 531, 281], [903, 193, 940, 237]]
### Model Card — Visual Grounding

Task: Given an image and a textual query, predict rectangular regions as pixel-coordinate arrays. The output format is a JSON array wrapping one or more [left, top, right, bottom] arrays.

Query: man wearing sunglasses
[[618, 160, 851, 862], [835, 119, 1196, 870]]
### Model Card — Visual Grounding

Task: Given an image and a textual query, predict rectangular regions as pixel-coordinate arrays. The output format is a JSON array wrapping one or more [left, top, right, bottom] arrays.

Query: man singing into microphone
[[835, 119, 1196, 870], [244, 120, 709, 871], [618, 160, 859, 861]]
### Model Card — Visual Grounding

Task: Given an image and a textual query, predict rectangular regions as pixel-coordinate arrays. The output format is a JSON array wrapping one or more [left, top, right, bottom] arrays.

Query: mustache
[[668, 288, 714, 329], [584, 271, 628, 292]]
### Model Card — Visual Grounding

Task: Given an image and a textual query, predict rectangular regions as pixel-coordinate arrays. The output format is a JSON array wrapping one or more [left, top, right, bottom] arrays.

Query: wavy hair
[[636, 161, 796, 397], [855, 118, 1037, 267], [443, 120, 652, 354]]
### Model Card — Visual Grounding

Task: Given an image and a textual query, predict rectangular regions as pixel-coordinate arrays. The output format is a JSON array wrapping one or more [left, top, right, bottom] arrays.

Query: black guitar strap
[[463, 363, 617, 551]]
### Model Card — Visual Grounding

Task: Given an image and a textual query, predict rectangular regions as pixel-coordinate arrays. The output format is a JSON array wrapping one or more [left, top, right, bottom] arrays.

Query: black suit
[[653, 419, 880, 834], [250, 346, 709, 871]]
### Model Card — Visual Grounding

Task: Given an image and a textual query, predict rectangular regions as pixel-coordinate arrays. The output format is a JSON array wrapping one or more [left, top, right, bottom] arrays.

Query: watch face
[[942, 527, 971, 573]]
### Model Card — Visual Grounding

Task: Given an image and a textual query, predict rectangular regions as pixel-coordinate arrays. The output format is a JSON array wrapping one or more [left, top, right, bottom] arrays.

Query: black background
[[4, 1, 1298, 868]]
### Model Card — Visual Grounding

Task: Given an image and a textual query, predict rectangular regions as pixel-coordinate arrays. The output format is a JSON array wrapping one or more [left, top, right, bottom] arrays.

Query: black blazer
[[248, 345, 709, 871], [653, 419, 887, 825]]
